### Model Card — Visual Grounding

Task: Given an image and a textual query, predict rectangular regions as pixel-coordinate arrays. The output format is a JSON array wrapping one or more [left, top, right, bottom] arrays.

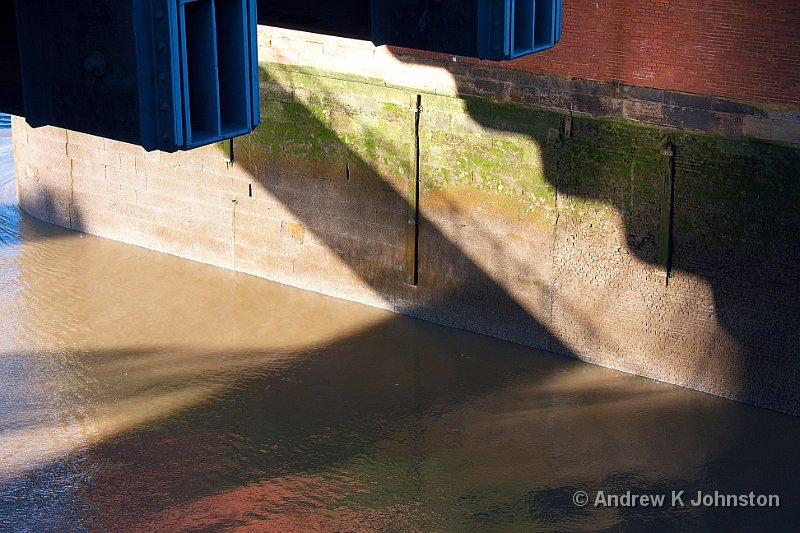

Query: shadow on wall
[[3, 210, 798, 528], [435, 63, 800, 414], [9, 213, 793, 530], [6, 59, 800, 533], [11, 50, 800, 414], [232, 58, 800, 414], [235, 67, 567, 351]]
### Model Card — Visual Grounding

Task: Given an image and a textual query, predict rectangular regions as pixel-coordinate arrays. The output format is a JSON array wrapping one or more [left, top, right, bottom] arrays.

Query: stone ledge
[[259, 26, 800, 146], [397, 54, 800, 146]]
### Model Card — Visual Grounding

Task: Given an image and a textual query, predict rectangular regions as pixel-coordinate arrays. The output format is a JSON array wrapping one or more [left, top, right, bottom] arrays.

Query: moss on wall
[[253, 62, 799, 242], [240, 62, 800, 413], [15, 60, 800, 413]]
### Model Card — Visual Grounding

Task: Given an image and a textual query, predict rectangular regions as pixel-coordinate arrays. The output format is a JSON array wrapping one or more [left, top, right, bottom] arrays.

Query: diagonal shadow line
[[0, 338, 704, 531], [2, 192, 702, 530], [233, 66, 572, 354], [366, 47, 800, 413], [4, 339, 796, 530], [5, 89, 799, 529], [240, 52, 800, 413]]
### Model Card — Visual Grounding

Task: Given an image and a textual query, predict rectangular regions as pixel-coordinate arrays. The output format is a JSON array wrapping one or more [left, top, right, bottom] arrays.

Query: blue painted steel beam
[[13, 0, 260, 152], [372, 0, 562, 61], [8, 1, 559, 150]]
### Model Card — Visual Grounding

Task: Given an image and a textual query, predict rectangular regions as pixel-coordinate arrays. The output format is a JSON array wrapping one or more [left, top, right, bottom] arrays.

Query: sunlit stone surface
[[1, 130, 798, 529]]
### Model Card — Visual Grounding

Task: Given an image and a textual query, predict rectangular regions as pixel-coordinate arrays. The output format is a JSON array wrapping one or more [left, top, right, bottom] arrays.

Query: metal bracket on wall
[[657, 142, 675, 285], [222, 138, 234, 168]]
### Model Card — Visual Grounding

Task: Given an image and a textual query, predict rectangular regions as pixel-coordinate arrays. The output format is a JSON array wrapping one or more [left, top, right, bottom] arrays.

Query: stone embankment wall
[[13, 28, 800, 414]]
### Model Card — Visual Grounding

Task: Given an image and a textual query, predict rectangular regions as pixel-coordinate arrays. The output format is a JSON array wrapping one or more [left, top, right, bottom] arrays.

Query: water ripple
[[0, 163, 798, 529]]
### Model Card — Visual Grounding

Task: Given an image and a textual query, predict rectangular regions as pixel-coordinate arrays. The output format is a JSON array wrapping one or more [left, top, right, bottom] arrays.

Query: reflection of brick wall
[[13, 55, 800, 414], [401, 0, 800, 107]]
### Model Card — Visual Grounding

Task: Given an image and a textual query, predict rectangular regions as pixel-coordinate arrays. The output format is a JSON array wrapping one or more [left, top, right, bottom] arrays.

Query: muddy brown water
[[1, 132, 798, 531]]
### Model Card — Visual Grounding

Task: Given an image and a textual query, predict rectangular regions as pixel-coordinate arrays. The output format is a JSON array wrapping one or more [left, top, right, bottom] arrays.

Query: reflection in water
[[1, 141, 799, 529]]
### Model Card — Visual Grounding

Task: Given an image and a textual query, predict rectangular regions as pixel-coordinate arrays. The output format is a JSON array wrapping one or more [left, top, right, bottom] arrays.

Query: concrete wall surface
[[12, 29, 800, 415]]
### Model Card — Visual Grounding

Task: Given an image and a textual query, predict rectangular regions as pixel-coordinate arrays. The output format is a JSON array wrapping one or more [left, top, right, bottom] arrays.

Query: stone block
[[742, 117, 800, 145]]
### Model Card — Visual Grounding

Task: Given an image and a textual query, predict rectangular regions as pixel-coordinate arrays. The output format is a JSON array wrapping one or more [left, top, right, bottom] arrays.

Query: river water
[[0, 125, 798, 531]]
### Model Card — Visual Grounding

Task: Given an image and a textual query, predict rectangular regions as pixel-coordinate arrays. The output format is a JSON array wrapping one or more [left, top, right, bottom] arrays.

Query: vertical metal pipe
[[406, 94, 422, 286], [658, 142, 675, 285]]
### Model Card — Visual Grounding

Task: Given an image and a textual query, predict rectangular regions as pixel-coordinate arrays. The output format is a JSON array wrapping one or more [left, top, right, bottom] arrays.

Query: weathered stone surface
[[260, 27, 800, 145], [742, 117, 800, 145], [11, 50, 800, 414]]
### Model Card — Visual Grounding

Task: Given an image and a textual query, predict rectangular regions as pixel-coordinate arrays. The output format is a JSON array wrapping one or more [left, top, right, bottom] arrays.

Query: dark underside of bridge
[[0, 1, 23, 116], [258, 0, 370, 39], [0, 0, 370, 118]]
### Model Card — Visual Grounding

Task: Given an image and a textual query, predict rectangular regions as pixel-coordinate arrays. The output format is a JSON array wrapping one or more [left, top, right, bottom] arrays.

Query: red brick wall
[[399, 1, 800, 106], [517, 0, 800, 105]]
